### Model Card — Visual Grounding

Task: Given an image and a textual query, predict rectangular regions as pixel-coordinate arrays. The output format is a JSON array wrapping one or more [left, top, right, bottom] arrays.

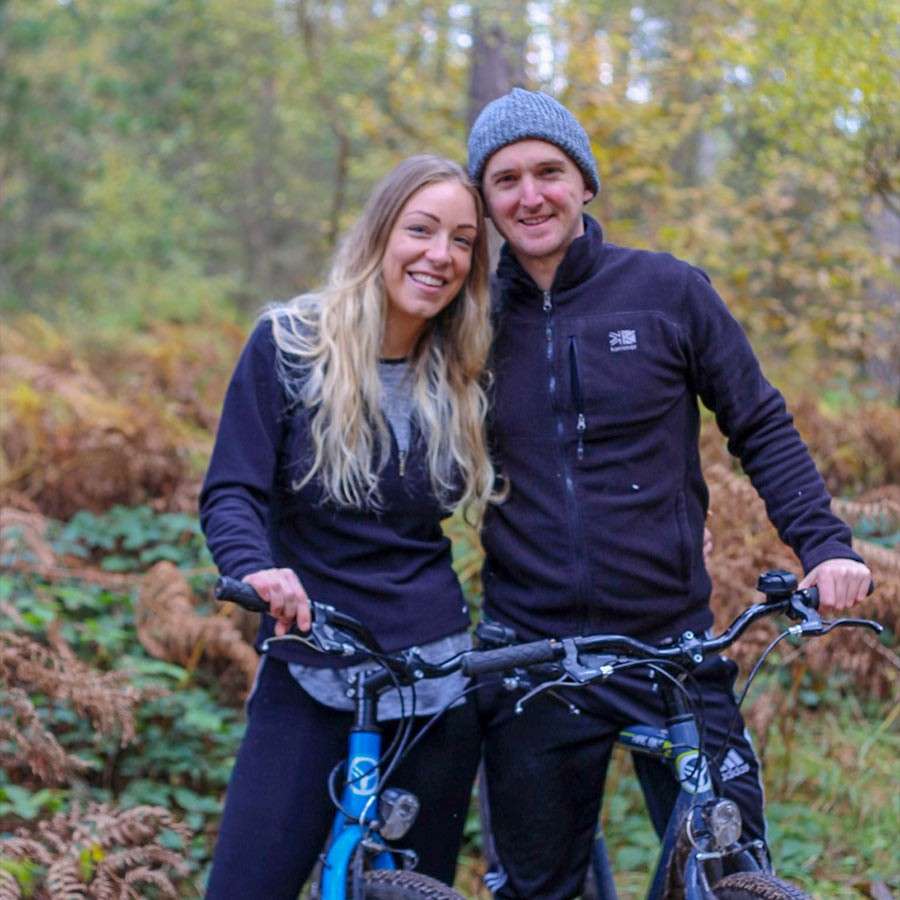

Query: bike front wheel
[[713, 871, 812, 899], [362, 869, 465, 899]]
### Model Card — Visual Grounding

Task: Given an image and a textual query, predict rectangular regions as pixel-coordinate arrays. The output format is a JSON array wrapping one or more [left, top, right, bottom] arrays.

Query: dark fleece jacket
[[481, 215, 861, 643], [200, 321, 468, 665]]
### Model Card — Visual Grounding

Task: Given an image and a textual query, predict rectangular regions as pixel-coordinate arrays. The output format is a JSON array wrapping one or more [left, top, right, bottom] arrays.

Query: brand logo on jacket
[[609, 329, 637, 352]]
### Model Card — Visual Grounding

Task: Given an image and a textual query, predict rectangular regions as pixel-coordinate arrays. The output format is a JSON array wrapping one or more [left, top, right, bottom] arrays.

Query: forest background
[[1, 1, 898, 897]]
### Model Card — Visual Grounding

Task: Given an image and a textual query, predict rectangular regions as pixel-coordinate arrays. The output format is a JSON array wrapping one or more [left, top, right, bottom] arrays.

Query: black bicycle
[[468, 570, 880, 899]]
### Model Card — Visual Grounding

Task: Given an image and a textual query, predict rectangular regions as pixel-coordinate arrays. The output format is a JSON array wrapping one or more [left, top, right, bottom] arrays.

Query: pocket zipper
[[568, 337, 586, 461]]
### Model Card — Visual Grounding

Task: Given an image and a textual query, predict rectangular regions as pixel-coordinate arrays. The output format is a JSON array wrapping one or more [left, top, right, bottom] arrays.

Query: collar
[[496, 214, 605, 297]]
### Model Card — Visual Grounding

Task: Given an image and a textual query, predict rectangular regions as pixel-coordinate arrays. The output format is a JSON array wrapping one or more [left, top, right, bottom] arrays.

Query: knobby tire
[[712, 871, 812, 899], [362, 868, 465, 899]]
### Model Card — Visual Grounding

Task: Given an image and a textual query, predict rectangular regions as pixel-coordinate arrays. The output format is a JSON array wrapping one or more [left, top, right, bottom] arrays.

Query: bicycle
[[215, 575, 471, 900], [468, 570, 881, 899]]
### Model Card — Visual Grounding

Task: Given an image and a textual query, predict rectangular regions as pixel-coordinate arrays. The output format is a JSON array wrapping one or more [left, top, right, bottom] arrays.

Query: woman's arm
[[200, 321, 311, 634]]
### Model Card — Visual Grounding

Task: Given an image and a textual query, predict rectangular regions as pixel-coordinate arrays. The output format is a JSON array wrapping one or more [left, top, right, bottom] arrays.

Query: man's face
[[481, 139, 593, 283]]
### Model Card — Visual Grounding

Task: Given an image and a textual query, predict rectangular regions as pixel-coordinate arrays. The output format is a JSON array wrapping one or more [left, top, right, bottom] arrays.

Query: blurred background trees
[[2, 0, 896, 388]]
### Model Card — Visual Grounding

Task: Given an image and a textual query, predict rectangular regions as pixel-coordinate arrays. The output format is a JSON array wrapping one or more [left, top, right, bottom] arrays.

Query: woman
[[200, 156, 495, 898]]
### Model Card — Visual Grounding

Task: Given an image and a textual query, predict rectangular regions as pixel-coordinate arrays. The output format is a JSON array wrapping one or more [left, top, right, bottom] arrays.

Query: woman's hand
[[242, 568, 312, 636]]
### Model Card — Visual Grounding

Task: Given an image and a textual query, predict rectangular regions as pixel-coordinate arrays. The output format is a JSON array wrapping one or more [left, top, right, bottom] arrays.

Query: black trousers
[[478, 656, 766, 900], [205, 656, 481, 899]]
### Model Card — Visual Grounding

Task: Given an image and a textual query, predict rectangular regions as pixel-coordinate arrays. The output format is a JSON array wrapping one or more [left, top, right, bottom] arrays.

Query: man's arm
[[682, 267, 871, 610]]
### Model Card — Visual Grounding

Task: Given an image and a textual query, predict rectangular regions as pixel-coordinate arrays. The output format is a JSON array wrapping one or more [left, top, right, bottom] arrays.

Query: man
[[467, 89, 871, 899]]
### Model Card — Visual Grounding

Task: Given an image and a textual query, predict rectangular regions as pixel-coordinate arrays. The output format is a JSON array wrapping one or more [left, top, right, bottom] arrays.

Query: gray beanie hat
[[467, 88, 600, 196]]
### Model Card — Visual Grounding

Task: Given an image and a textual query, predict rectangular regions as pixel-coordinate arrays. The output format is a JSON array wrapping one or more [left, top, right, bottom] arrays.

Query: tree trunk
[[467, 9, 528, 262], [467, 9, 527, 127]]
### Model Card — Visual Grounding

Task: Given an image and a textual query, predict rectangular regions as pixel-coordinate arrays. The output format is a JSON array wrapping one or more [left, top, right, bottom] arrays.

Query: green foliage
[[0, 856, 43, 898], [0, 785, 64, 823], [1, 510, 245, 889], [52, 504, 212, 572], [4, 0, 895, 388]]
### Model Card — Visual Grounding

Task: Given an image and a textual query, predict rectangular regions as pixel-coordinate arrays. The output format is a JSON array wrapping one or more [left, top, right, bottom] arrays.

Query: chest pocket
[[561, 313, 688, 433]]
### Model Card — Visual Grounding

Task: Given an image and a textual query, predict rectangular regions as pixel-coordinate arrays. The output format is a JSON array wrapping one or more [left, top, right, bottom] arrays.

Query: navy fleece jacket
[[481, 216, 862, 643], [199, 321, 468, 665]]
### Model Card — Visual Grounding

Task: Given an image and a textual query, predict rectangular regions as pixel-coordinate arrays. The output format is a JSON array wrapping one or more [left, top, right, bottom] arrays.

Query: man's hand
[[242, 568, 312, 635], [798, 559, 872, 611]]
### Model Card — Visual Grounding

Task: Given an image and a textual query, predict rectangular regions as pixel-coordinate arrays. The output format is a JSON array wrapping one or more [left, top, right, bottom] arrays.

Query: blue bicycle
[[470, 570, 880, 900], [215, 576, 468, 900]]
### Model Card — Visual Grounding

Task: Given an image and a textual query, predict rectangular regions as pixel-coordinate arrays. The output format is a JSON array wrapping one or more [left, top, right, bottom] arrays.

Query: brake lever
[[818, 618, 884, 637], [262, 622, 361, 656], [787, 594, 823, 634], [512, 673, 577, 715], [560, 639, 616, 683]]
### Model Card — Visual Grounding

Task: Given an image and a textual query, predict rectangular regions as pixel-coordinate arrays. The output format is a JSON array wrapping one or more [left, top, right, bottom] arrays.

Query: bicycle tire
[[712, 871, 812, 899], [362, 869, 465, 899]]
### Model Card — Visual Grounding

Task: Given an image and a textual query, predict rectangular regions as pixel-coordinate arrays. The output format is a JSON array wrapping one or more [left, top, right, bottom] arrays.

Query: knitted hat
[[467, 88, 600, 196]]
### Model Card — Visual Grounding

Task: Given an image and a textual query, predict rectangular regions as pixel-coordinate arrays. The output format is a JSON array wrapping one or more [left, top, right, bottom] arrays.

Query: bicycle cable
[[712, 626, 796, 771], [625, 658, 715, 801], [388, 679, 490, 764]]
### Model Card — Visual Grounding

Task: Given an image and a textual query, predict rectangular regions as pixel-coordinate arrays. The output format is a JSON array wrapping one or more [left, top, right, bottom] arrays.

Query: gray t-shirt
[[378, 357, 414, 455], [289, 629, 471, 721], [289, 358, 471, 720]]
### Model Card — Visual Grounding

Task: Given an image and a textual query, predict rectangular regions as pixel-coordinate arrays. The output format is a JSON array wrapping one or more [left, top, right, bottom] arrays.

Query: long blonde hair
[[264, 155, 496, 515]]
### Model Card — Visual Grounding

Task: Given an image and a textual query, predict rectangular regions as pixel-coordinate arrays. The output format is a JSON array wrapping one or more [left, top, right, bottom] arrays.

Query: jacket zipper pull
[[569, 337, 586, 461], [542, 290, 552, 343], [398, 451, 406, 477]]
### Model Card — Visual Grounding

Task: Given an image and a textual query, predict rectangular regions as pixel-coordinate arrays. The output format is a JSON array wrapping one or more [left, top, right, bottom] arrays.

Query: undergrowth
[[1, 429, 897, 896]]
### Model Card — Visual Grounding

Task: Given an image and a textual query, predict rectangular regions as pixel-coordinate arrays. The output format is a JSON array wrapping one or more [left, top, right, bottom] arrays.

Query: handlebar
[[215, 571, 882, 686], [214, 575, 386, 656], [215, 576, 269, 613], [461, 638, 562, 676]]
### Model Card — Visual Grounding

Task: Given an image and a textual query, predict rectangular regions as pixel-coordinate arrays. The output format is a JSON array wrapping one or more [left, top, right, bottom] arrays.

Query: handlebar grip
[[461, 640, 561, 677], [800, 586, 819, 610], [214, 576, 269, 613]]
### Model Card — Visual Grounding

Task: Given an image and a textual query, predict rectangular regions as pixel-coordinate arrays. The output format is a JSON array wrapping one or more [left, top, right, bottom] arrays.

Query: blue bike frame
[[320, 725, 396, 899]]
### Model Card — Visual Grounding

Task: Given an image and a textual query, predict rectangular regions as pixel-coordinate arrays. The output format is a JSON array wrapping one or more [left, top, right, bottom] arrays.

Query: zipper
[[542, 290, 553, 353], [568, 337, 586, 461], [398, 450, 406, 478]]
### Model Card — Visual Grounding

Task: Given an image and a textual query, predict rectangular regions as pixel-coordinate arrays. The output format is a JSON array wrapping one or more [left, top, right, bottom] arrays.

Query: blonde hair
[[264, 155, 496, 516]]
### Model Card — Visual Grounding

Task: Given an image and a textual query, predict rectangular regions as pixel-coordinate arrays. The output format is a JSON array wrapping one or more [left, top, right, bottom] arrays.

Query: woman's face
[[381, 180, 478, 358]]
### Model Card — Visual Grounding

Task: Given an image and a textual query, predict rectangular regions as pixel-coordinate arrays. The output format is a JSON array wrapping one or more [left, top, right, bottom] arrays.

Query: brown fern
[[0, 508, 56, 567], [136, 561, 259, 692], [0, 631, 149, 749], [703, 460, 899, 699], [44, 856, 88, 899], [0, 868, 21, 900], [0, 803, 191, 900], [0, 688, 89, 785], [833, 486, 900, 531], [1, 316, 244, 518]]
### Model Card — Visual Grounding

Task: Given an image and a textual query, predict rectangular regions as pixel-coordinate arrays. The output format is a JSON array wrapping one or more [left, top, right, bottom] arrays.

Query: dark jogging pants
[[205, 656, 481, 899], [478, 656, 767, 900]]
